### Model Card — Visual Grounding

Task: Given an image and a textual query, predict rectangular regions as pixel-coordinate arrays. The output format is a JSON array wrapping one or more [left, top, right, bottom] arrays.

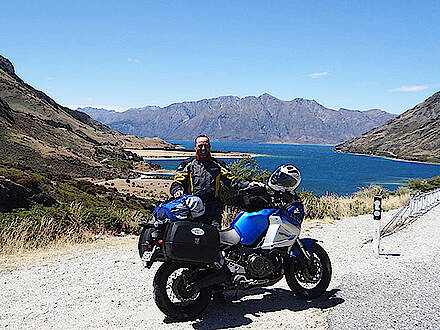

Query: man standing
[[170, 135, 262, 228]]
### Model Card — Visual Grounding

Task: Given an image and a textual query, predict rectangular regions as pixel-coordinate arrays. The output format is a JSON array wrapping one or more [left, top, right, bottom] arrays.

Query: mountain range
[[0, 55, 171, 178], [79, 95, 395, 145], [334, 91, 440, 163]]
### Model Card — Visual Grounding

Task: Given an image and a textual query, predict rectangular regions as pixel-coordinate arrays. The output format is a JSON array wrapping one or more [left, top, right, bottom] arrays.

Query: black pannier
[[236, 186, 271, 212], [164, 221, 220, 264]]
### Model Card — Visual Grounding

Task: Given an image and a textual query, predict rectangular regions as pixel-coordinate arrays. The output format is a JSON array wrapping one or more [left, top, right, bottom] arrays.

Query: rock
[[0, 176, 56, 212], [0, 55, 15, 76], [0, 97, 14, 124], [0, 176, 33, 211]]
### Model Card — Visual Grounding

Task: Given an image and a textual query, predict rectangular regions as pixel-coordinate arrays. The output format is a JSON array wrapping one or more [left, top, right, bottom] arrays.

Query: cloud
[[309, 72, 329, 79], [390, 85, 429, 92], [64, 104, 125, 112], [45, 77, 54, 81], [127, 57, 140, 63]]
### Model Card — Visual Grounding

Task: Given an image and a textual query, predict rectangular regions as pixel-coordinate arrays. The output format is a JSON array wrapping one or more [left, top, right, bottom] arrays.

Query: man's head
[[194, 135, 211, 159]]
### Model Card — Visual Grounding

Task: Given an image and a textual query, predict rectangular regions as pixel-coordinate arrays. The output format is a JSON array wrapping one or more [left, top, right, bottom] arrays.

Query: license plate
[[142, 251, 154, 262]]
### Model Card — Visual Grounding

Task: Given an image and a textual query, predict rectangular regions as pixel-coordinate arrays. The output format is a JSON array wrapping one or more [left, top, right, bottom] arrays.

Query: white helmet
[[268, 164, 301, 192]]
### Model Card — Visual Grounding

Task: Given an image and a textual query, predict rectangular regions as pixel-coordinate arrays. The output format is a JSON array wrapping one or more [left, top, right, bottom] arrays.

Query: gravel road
[[1, 205, 439, 329]]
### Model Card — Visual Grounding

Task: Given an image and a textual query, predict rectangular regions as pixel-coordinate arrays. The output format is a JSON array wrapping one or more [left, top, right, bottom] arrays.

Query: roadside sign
[[374, 196, 382, 220], [373, 195, 382, 256]]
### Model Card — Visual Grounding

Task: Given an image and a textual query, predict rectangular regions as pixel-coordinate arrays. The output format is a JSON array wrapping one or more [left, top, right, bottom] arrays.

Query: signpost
[[373, 196, 382, 256]]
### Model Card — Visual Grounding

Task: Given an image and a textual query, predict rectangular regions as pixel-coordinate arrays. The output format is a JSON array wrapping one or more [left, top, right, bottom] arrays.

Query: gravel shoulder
[[320, 205, 440, 330], [1, 205, 439, 329]]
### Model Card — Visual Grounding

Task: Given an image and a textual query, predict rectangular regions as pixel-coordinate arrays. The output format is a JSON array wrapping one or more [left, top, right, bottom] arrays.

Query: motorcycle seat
[[219, 227, 241, 246]]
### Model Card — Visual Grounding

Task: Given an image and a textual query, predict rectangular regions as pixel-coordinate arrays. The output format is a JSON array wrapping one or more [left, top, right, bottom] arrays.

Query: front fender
[[290, 238, 318, 258]]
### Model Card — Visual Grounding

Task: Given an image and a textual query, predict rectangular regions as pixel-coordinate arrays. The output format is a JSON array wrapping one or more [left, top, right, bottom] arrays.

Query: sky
[[1, 0, 439, 114]]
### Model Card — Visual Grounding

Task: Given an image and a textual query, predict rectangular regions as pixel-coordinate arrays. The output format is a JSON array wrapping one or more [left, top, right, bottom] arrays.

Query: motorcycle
[[138, 165, 332, 320]]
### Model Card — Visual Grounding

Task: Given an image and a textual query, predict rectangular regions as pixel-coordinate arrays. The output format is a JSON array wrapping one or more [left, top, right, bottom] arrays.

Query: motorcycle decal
[[191, 228, 205, 236], [194, 238, 200, 244]]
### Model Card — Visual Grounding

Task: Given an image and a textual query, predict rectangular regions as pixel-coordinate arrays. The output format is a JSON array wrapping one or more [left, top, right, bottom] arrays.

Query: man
[[170, 135, 263, 228]]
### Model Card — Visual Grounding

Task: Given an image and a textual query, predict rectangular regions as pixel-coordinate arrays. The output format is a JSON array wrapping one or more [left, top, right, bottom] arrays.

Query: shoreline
[[126, 148, 268, 159], [334, 150, 440, 166]]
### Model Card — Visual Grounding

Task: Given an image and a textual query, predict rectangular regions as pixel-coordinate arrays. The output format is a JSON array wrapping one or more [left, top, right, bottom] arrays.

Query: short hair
[[194, 135, 210, 144]]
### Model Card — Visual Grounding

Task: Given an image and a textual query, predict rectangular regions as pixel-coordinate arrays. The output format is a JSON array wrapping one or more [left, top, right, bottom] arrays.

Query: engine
[[226, 247, 278, 279], [246, 253, 274, 279]]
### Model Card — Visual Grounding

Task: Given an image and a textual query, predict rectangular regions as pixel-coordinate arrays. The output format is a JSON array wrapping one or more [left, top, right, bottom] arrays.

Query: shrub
[[406, 175, 440, 192], [0, 200, 148, 254]]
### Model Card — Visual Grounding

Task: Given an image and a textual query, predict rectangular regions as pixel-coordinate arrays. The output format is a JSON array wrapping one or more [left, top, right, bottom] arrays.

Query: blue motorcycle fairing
[[231, 209, 275, 246], [274, 208, 302, 228], [290, 238, 318, 258], [287, 204, 305, 223]]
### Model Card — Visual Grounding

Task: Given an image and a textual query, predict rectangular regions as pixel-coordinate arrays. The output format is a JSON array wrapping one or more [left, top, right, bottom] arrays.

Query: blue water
[[148, 141, 440, 196]]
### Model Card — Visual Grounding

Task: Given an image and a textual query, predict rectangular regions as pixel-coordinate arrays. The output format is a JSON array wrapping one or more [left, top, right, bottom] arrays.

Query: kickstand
[[233, 289, 239, 300]]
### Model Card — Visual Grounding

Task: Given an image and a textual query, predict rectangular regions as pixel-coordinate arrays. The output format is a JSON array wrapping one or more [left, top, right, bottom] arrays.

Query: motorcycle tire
[[138, 227, 152, 258], [153, 262, 212, 321], [285, 242, 332, 299]]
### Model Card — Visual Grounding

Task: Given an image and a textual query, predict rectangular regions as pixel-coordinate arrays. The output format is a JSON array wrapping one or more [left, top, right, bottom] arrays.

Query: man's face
[[194, 137, 211, 158]]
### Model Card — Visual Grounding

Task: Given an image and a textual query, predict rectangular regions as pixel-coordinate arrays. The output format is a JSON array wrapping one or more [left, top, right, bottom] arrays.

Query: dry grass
[[301, 186, 410, 223], [0, 201, 146, 256], [222, 186, 411, 227], [1, 184, 411, 265]]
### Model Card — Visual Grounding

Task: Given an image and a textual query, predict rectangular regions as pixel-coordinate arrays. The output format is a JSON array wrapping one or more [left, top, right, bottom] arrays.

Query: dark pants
[[201, 203, 223, 229]]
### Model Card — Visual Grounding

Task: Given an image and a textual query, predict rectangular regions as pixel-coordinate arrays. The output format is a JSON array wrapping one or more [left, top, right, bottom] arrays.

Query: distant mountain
[[0, 55, 171, 178], [80, 94, 395, 144], [334, 91, 440, 163], [75, 106, 118, 123]]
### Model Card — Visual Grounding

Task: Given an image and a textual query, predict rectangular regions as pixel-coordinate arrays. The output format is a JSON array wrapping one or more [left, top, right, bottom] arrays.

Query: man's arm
[[216, 159, 251, 191], [170, 158, 192, 197]]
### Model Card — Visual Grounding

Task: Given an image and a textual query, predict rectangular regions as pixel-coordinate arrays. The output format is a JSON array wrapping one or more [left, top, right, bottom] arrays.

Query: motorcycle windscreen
[[231, 209, 274, 245]]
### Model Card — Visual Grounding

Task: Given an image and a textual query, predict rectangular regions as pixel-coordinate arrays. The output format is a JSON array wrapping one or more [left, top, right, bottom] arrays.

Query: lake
[[147, 141, 440, 196]]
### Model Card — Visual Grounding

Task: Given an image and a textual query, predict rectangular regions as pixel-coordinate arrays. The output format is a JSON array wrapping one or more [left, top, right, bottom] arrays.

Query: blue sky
[[1, 0, 439, 113]]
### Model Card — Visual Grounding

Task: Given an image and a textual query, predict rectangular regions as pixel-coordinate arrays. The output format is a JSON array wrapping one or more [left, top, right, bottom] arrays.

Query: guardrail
[[380, 188, 440, 238]]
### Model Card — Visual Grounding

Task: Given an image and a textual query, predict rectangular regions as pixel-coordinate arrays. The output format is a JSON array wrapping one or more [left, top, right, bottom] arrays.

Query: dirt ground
[[92, 177, 173, 200]]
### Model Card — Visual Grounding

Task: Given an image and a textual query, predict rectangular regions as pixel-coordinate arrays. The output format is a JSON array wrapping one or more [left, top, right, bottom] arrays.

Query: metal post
[[373, 195, 382, 257]]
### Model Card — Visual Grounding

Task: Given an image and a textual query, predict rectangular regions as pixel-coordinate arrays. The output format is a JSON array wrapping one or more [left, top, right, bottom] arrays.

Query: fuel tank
[[231, 209, 274, 246], [231, 204, 305, 247]]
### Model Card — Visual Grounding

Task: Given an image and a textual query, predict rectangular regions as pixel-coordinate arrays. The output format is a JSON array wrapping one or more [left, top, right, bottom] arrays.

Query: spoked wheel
[[153, 262, 212, 321], [285, 242, 332, 299]]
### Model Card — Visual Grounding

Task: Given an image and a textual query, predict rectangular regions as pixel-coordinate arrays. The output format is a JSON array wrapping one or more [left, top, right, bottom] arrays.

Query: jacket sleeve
[[216, 159, 250, 191], [170, 159, 192, 196]]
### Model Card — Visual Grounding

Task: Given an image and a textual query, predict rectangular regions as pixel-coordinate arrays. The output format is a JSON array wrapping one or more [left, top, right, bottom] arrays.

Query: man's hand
[[173, 190, 184, 198], [249, 181, 265, 187]]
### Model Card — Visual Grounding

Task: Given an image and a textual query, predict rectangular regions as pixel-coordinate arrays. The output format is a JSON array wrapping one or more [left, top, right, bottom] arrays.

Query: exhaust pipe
[[187, 268, 230, 295]]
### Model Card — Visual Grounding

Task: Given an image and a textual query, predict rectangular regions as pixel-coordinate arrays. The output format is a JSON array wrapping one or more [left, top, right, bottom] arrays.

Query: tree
[[227, 155, 270, 182]]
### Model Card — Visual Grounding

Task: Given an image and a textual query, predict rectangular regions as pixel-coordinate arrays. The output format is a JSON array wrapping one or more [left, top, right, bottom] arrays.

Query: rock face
[[334, 91, 440, 163], [0, 55, 15, 76], [0, 176, 56, 212], [0, 97, 14, 124], [80, 94, 395, 144], [0, 55, 172, 178]]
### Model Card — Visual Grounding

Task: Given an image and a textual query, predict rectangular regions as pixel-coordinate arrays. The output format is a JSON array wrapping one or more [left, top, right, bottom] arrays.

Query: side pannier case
[[164, 221, 220, 264]]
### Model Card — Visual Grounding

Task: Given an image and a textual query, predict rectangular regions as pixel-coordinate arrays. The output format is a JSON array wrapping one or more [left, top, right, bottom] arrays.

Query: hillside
[[0, 55, 172, 178], [79, 95, 395, 144], [334, 91, 440, 163]]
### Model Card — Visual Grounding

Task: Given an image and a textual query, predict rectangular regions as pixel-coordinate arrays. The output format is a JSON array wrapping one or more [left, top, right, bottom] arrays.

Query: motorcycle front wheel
[[153, 262, 212, 321], [285, 242, 332, 299]]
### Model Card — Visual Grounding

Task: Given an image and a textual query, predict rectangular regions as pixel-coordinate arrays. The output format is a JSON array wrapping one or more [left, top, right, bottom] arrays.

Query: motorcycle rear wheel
[[153, 262, 212, 321], [285, 242, 332, 299]]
